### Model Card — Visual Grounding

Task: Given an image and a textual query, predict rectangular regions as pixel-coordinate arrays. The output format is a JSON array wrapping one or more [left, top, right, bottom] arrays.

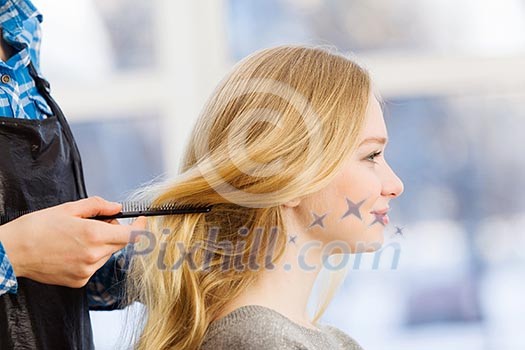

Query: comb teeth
[[120, 201, 185, 212], [158, 202, 178, 210], [122, 201, 143, 213]]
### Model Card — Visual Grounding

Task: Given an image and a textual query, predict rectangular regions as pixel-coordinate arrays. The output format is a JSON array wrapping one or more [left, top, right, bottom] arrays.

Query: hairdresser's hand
[[0, 196, 147, 288]]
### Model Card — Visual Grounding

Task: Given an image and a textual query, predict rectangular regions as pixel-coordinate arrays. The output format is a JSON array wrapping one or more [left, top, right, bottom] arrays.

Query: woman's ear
[[282, 198, 301, 208]]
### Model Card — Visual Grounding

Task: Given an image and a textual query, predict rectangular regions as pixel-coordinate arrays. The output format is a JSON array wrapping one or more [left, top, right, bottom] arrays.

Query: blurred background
[[32, 0, 525, 349]]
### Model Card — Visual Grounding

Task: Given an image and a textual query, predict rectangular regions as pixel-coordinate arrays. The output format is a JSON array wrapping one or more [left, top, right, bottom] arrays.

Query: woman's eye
[[366, 151, 382, 163]]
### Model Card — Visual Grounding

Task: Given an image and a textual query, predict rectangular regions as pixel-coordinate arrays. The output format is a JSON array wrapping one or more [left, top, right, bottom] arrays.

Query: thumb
[[65, 196, 122, 218], [131, 216, 148, 230], [129, 216, 148, 243]]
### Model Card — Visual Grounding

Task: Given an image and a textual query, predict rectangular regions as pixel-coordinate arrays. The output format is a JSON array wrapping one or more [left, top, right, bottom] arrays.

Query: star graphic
[[309, 211, 328, 228], [288, 235, 297, 244], [368, 213, 386, 227], [340, 197, 365, 221], [394, 226, 405, 236]]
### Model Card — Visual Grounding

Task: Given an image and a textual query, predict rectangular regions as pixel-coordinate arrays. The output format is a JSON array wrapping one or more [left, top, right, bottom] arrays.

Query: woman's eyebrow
[[358, 136, 389, 146]]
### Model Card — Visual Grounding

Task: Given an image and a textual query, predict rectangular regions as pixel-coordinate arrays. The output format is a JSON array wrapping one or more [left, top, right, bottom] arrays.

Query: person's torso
[[0, 2, 93, 348]]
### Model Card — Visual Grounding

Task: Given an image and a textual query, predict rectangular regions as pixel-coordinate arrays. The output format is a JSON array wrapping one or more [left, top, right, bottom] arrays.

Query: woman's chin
[[353, 228, 385, 253]]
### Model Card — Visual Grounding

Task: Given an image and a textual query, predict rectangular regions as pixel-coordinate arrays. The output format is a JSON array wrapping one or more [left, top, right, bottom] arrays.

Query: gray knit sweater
[[200, 305, 364, 350]]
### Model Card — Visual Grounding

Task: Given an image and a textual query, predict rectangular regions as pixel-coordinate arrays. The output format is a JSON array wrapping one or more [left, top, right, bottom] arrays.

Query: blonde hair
[[126, 45, 371, 349]]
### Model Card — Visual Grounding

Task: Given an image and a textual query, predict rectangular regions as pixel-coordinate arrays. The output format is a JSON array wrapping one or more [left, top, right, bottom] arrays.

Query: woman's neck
[[214, 216, 323, 330]]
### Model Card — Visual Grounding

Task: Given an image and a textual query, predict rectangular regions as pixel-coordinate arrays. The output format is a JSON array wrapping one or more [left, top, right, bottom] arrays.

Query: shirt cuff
[[0, 240, 18, 295], [87, 247, 130, 310]]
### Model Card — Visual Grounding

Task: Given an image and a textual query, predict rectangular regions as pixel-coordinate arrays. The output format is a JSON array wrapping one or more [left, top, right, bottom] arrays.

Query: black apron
[[0, 63, 94, 349]]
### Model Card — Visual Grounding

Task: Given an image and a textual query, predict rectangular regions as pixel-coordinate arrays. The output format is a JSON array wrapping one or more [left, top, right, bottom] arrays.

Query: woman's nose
[[381, 163, 404, 198]]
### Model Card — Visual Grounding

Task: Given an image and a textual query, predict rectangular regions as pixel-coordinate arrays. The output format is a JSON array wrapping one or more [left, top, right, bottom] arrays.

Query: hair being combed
[[126, 45, 371, 350]]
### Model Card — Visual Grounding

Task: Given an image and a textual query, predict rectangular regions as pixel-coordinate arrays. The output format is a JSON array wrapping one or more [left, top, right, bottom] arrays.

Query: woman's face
[[296, 96, 404, 253]]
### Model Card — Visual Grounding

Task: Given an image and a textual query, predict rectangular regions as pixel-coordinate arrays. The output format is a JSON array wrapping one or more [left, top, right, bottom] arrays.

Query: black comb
[[0, 201, 212, 225], [93, 201, 212, 220]]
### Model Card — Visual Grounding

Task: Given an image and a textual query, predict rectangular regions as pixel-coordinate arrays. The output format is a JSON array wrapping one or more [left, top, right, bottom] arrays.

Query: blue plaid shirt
[[0, 0, 127, 309]]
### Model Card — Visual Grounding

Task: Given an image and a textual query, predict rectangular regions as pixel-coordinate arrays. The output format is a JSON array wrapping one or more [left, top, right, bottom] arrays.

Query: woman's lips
[[371, 208, 389, 215], [373, 213, 389, 225], [371, 208, 390, 225]]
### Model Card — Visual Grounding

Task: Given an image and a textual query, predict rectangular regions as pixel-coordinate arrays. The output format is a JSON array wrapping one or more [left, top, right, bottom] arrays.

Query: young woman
[[126, 45, 404, 349]]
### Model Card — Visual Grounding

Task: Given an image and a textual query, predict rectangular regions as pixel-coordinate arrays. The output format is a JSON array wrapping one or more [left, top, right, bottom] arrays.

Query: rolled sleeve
[[0, 241, 18, 295]]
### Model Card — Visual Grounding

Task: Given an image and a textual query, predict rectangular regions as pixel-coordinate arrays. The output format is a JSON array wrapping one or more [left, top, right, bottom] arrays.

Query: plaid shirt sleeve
[[87, 246, 132, 310], [0, 241, 17, 296], [0, 0, 52, 120]]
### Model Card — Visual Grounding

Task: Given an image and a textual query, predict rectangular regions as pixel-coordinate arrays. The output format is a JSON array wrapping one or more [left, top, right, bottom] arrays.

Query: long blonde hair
[[126, 45, 371, 349]]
